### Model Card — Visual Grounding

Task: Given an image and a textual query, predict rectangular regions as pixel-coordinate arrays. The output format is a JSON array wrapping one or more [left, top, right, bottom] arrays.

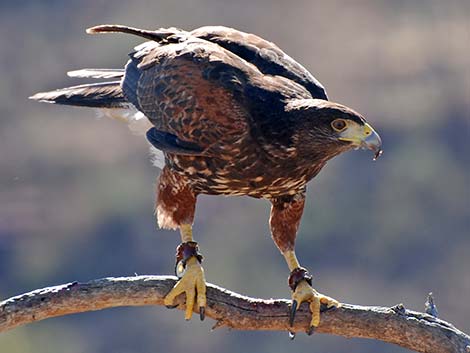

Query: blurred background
[[0, 0, 469, 352]]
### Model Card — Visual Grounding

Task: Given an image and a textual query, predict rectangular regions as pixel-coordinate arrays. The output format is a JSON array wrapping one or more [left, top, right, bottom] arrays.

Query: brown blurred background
[[0, 0, 469, 352]]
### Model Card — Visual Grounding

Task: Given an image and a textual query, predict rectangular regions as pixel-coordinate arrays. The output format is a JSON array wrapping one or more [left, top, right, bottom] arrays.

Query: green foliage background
[[0, 1, 468, 352]]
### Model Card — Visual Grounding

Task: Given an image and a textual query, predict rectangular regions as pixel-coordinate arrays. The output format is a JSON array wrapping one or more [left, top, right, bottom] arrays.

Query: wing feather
[[122, 38, 258, 155], [120, 31, 315, 158], [191, 26, 328, 100], [87, 24, 327, 100]]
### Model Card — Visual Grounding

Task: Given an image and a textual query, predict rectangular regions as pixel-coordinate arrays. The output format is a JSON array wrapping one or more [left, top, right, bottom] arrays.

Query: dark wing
[[122, 37, 313, 158], [87, 24, 327, 100], [122, 38, 257, 156], [191, 26, 328, 100]]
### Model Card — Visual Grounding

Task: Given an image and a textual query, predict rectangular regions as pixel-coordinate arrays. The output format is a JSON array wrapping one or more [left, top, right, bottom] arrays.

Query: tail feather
[[86, 24, 180, 42], [31, 68, 163, 168], [67, 68, 125, 79], [29, 81, 127, 108]]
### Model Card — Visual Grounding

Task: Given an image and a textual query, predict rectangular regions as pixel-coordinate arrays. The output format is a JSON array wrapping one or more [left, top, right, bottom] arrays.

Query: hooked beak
[[339, 122, 383, 160], [362, 125, 383, 160]]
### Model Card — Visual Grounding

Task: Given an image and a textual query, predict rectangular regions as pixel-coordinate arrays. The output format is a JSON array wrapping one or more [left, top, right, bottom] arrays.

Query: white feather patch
[[97, 107, 153, 135], [96, 107, 165, 169], [150, 146, 165, 169]]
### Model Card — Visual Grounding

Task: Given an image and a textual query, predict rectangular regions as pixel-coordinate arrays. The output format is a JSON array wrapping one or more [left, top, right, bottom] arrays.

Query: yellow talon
[[290, 280, 340, 330], [164, 257, 207, 320]]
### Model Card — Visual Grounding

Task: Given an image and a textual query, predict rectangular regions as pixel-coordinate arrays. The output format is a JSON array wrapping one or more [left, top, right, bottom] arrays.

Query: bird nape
[[30, 24, 382, 336]]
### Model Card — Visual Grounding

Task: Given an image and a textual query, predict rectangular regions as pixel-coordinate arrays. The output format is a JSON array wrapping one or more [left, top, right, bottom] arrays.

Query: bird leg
[[163, 224, 207, 320], [284, 250, 339, 333], [156, 167, 205, 320], [270, 193, 340, 335]]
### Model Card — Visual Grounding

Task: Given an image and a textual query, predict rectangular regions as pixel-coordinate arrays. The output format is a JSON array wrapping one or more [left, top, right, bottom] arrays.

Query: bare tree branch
[[1, 276, 468, 352]]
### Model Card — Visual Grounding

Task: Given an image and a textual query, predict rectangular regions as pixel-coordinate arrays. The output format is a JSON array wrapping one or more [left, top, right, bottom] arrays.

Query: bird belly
[[166, 154, 314, 199]]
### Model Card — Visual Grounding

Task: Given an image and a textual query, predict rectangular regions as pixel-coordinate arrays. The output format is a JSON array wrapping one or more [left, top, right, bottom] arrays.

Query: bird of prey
[[31, 24, 382, 335]]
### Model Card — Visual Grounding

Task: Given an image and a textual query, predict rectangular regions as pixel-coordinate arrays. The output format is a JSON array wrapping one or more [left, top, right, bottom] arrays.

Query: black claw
[[307, 326, 315, 336], [289, 300, 298, 327], [165, 304, 178, 309], [288, 331, 296, 340], [320, 303, 336, 313], [199, 306, 205, 321]]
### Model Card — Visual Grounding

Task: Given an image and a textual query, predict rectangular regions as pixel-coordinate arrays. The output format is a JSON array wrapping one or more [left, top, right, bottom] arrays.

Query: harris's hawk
[[31, 24, 382, 334]]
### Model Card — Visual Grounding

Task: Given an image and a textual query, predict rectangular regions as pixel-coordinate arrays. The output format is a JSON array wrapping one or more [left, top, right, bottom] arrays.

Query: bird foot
[[288, 268, 340, 333], [164, 256, 207, 321]]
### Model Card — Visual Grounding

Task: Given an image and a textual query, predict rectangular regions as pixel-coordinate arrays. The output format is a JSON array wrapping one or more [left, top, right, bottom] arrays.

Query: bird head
[[286, 99, 382, 161]]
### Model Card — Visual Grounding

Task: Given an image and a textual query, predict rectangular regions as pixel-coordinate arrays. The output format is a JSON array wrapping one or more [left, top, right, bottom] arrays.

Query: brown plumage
[[30, 24, 382, 330]]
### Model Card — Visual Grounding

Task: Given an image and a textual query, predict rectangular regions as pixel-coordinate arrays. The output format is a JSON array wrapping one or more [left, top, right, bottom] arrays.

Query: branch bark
[[1, 276, 468, 353]]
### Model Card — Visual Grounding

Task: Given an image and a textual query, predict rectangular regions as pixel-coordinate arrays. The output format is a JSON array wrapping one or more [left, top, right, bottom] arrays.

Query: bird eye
[[331, 119, 347, 132]]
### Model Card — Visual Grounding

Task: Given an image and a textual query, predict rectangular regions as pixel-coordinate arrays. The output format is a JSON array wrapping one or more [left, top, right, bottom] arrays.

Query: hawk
[[31, 24, 382, 335]]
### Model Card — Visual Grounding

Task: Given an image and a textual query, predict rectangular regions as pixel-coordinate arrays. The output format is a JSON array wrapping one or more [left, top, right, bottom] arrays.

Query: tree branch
[[1, 276, 468, 352]]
